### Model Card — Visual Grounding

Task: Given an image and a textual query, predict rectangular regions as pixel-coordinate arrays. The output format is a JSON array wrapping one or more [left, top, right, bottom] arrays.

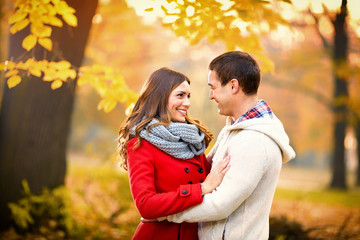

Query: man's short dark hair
[[209, 51, 260, 95]]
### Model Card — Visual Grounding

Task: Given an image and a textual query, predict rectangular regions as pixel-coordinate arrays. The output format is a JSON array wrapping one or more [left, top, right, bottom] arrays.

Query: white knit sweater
[[164, 115, 296, 240]]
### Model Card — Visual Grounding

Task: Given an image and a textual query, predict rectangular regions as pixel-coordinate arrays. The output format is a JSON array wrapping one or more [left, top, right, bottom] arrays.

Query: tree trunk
[[356, 123, 360, 186], [330, 0, 348, 189], [0, 0, 98, 229]]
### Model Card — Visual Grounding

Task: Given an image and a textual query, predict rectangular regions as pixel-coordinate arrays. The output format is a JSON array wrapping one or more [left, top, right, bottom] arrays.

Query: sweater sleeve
[[165, 132, 267, 223], [127, 139, 203, 219]]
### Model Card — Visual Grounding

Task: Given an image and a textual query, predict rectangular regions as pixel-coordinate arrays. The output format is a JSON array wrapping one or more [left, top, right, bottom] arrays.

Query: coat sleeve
[[127, 139, 203, 219], [165, 132, 268, 223]]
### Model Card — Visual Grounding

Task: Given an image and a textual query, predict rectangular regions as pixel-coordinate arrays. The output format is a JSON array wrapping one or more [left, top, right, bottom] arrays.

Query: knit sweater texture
[[164, 115, 296, 240], [130, 119, 206, 159]]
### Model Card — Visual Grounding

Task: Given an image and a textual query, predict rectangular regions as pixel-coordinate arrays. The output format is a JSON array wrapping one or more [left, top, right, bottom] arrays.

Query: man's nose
[[209, 90, 214, 100]]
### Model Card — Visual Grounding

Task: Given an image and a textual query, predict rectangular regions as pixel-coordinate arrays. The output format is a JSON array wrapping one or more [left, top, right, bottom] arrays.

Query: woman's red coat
[[127, 138, 211, 240]]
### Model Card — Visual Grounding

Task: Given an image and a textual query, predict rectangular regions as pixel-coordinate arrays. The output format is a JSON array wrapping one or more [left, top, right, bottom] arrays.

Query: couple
[[118, 51, 296, 240]]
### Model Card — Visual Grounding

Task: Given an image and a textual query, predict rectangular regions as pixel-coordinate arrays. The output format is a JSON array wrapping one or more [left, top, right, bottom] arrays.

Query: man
[[162, 51, 296, 239]]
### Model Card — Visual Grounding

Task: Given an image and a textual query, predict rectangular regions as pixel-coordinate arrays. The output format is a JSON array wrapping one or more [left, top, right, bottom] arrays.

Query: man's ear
[[229, 79, 239, 93]]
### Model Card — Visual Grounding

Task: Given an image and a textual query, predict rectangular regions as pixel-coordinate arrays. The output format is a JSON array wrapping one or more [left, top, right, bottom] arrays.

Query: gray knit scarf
[[130, 119, 206, 159]]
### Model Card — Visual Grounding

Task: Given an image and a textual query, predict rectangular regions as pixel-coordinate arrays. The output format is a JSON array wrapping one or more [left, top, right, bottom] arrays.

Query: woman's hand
[[201, 155, 230, 195]]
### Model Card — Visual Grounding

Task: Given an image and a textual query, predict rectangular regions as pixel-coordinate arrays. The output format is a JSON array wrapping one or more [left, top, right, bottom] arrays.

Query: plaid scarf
[[234, 99, 273, 125]]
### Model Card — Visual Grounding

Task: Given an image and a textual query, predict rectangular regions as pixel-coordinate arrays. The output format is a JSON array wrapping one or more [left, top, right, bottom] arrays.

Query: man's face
[[208, 70, 232, 116]]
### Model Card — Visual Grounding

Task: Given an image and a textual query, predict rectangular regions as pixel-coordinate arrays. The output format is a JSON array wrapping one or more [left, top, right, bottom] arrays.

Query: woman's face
[[167, 81, 191, 122]]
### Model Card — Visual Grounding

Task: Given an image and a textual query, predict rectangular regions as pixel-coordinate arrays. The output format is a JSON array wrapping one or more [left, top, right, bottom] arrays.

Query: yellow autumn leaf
[[43, 76, 54, 81], [43, 68, 56, 81], [8, 9, 27, 24], [59, 69, 76, 80], [56, 1, 76, 14], [49, 16, 63, 27], [45, 3, 57, 16], [255, 53, 275, 74], [0, 62, 5, 71], [10, 18, 30, 34], [29, 11, 43, 24], [51, 79, 63, 89], [22, 34, 37, 51], [29, 67, 42, 77], [57, 71, 71, 81], [41, 15, 50, 24], [78, 66, 90, 73], [37, 3, 48, 16], [97, 98, 117, 113], [31, 24, 52, 38], [5, 61, 16, 70], [16, 61, 28, 70], [24, 58, 35, 65], [7, 75, 22, 88], [77, 74, 94, 86], [97, 99, 106, 111], [37, 60, 49, 69], [5, 69, 19, 78], [62, 13, 78, 27], [68, 69, 77, 79], [38, 38, 53, 51], [55, 60, 71, 69]]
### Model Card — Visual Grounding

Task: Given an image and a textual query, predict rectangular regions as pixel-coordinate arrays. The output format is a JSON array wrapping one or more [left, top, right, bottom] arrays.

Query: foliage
[[8, 179, 74, 237], [2, 0, 80, 90], [1, 0, 296, 113], [141, 0, 292, 72], [77, 64, 138, 113], [2, 160, 359, 239], [65, 161, 139, 239], [274, 187, 360, 208], [1, 59, 76, 89], [2, 0, 137, 113], [269, 216, 316, 240], [9, 0, 77, 52]]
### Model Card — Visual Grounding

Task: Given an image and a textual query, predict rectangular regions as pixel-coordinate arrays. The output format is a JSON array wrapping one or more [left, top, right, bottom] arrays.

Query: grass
[[274, 187, 360, 208], [2, 156, 359, 239], [275, 165, 360, 208], [65, 159, 140, 239]]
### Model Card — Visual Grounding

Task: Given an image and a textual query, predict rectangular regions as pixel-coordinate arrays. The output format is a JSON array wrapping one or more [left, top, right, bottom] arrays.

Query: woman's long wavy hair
[[118, 67, 213, 170]]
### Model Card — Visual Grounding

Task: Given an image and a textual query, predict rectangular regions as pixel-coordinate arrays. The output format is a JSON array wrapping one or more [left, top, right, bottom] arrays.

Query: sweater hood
[[224, 116, 296, 163]]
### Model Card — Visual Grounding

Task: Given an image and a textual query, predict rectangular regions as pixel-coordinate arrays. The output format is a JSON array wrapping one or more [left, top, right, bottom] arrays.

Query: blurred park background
[[0, 0, 360, 239]]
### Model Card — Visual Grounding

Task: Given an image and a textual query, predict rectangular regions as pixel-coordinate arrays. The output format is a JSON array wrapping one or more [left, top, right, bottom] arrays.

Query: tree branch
[[263, 79, 332, 110], [307, 8, 331, 50]]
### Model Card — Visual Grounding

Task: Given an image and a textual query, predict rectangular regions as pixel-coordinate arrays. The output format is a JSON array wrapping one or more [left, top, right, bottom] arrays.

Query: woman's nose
[[183, 97, 191, 107]]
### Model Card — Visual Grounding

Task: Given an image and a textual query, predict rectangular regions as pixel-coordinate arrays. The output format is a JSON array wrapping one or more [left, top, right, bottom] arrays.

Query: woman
[[118, 67, 229, 240]]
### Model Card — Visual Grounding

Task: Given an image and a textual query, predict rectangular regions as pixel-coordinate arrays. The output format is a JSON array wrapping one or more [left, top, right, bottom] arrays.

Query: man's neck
[[231, 95, 258, 122]]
